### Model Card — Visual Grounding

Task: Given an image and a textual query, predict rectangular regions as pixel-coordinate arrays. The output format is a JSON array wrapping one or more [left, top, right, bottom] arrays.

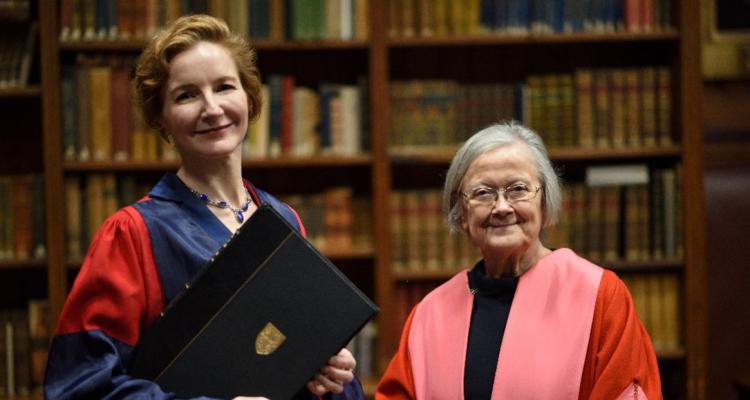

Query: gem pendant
[[188, 186, 252, 224]]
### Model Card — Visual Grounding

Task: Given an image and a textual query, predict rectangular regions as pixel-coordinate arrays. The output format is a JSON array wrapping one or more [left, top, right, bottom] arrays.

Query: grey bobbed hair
[[442, 121, 562, 233]]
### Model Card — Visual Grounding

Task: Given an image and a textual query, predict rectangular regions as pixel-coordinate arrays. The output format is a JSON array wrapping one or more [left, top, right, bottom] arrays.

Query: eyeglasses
[[461, 183, 542, 207]]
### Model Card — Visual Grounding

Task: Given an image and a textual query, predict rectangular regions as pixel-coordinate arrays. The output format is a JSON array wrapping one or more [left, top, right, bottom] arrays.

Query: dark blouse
[[464, 261, 519, 400]]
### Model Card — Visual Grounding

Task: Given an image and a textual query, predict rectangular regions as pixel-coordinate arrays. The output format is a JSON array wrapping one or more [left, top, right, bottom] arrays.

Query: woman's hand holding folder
[[307, 348, 357, 396]]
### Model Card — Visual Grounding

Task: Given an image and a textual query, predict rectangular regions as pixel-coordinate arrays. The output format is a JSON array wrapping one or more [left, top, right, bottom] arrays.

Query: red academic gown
[[376, 249, 661, 400]]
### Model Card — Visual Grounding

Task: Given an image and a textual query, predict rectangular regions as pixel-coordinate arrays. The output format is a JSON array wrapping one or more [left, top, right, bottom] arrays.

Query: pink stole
[[408, 248, 603, 399]]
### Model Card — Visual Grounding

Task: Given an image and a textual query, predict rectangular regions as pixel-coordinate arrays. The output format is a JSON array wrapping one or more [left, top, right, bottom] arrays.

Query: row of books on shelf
[[64, 173, 150, 260], [245, 75, 368, 159], [390, 190, 482, 274], [59, 0, 369, 43], [390, 80, 515, 152], [622, 272, 681, 352], [0, 0, 30, 21], [389, 66, 672, 154], [0, 21, 36, 89], [0, 175, 45, 262], [64, 174, 373, 261], [390, 165, 681, 274], [388, 0, 673, 38], [60, 56, 179, 163], [545, 165, 683, 262], [60, 57, 368, 162], [279, 187, 373, 253], [0, 300, 49, 397], [394, 272, 680, 353]]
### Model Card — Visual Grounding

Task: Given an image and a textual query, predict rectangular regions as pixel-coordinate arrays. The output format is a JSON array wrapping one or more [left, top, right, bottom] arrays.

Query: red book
[[624, 0, 640, 32], [110, 60, 131, 161], [280, 75, 296, 155]]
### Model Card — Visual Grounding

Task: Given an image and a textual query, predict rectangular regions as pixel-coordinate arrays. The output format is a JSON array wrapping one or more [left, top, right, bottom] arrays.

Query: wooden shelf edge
[[243, 154, 373, 167], [656, 347, 687, 361], [0, 85, 42, 98], [388, 31, 680, 47], [59, 32, 681, 52], [59, 39, 369, 52], [390, 146, 682, 164], [603, 258, 684, 272], [323, 246, 375, 260], [63, 154, 373, 171], [0, 258, 47, 269], [253, 39, 369, 50], [0, 393, 43, 400], [550, 146, 682, 160]]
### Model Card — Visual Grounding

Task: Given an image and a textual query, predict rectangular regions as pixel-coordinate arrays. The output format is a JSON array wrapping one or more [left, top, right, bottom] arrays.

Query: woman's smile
[[195, 122, 233, 134]]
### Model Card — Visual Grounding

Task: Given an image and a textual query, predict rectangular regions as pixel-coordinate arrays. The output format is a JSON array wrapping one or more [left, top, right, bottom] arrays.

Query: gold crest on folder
[[255, 322, 286, 355]]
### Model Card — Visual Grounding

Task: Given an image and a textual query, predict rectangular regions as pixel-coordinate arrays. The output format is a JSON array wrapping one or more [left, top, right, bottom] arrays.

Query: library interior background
[[0, 1, 749, 399]]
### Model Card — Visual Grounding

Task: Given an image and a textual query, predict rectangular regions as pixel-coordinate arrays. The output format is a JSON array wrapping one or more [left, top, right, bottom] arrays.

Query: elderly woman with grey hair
[[376, 122, 662, 400]]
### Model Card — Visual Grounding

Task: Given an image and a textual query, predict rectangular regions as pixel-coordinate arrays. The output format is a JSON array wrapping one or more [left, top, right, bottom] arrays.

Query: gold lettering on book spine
[[255, 322, 286, 355]]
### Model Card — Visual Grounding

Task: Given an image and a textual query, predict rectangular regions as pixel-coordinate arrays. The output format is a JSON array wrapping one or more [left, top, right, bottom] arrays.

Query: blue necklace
[[189, 186, 252, 223]]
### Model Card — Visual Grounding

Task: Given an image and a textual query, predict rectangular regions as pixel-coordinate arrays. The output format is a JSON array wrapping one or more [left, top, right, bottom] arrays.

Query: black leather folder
[[130, 205, 378, 399]]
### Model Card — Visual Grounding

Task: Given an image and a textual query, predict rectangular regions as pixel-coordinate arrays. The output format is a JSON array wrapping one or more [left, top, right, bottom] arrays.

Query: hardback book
[[88, 65, 112, 162], [130, 205, 378, 399]]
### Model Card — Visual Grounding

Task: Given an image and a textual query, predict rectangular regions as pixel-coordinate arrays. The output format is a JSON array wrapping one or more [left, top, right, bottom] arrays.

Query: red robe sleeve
[[55, 206, 164, 343], [578, 270, 662, 400], [375, 308, 418, 400]]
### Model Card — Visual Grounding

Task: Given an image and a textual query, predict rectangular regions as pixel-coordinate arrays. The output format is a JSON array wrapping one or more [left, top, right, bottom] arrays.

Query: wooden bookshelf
[[23, 0, 708, 399], [0, 2, 49, 396]]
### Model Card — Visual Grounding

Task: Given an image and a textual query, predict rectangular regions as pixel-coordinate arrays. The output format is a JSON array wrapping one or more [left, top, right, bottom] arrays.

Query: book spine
[[575, 69, 594, 148], [640, 66, 657, 147], [110, 61, 131, 161], [27, 299, 50, 391], [60, 63, 79, 161], [10, 175, 33, 260], [88, 65, 113, 162], [75, 58, 91, 161], [656, 67, 673, 146], [31, 175, 46, 259]]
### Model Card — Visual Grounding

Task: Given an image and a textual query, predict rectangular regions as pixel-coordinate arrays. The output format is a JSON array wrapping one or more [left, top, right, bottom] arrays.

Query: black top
[[464, 261, 519, 400]]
